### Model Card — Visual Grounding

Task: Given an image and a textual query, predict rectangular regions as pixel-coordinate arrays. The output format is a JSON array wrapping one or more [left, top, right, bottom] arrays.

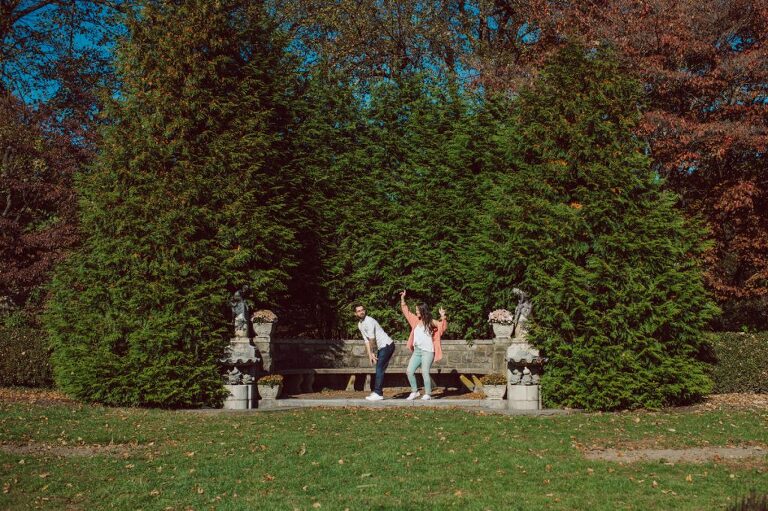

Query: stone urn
[[482, 384, 507, 400], [253, 321, 276, 338], [480, 374, 508, 400], [257, 383, 282, 400], [251, 310, 277, 338], [491, 323, 514, 339], [257, 374, 283, 400]]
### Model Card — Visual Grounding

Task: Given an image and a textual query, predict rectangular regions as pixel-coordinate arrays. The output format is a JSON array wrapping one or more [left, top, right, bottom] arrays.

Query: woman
[[400, 290, 447, 400]]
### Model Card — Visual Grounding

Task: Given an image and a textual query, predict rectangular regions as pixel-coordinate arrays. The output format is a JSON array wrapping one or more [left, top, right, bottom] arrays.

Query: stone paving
[[193, 393, 573, 415]]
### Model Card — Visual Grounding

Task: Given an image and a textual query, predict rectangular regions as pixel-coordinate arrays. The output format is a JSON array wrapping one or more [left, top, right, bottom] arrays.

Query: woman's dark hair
[[418, 303, 436, 333]]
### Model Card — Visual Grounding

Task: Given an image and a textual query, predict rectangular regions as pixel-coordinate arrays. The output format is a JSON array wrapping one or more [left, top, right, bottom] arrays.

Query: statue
[[226, 367, 242, 384], [230, 285, 251, 337], [511, 288, 532, 340]]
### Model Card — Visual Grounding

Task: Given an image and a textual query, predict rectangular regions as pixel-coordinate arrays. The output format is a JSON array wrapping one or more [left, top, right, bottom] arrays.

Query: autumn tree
[[1, 1, 124, 317], [467, 0, 768, 330], [0, 95, 79, 312]]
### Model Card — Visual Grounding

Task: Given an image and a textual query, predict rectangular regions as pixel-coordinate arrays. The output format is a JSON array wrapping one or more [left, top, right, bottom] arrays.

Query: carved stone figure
[[230, 285, 251, 337], [512, 287, 532, 340], [226, 367, 242, 385]]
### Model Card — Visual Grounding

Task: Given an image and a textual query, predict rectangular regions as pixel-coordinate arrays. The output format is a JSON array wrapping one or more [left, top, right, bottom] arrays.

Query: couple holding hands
[[354, 290, 448, 401]]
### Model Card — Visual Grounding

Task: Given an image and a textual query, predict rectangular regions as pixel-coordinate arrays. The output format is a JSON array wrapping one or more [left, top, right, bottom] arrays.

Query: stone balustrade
[[257, 337, 509, 374]]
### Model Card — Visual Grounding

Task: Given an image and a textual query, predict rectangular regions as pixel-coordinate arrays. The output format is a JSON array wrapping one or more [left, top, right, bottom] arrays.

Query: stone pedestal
[[252, 337, 272, 373], [506, 338, 545, 411], [229, 336, 257, 361], [506, 383, 539, 410], [223, 384, 254, 409]]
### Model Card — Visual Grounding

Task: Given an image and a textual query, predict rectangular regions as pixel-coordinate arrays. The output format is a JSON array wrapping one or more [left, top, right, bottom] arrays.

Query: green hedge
[[706, 332, 768, 393], [0, 325, 53, 387]]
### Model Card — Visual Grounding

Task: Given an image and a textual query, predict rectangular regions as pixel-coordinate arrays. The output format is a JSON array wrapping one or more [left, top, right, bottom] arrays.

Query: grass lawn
[[0, 390, 766, 510]]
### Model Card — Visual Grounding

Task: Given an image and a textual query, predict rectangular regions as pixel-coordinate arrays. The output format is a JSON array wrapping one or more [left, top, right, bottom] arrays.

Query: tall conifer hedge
[[488, 44, 718, 410], [44, 0, 300, 407], [314, 76, 510, 338]]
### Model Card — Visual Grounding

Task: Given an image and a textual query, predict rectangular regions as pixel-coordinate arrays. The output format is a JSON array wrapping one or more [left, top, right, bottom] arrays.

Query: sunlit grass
[[1, 397, 765, 510]]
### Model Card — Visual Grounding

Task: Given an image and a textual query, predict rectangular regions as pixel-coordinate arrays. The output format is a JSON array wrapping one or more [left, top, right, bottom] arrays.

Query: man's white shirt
[[358, 315, 394, 350]]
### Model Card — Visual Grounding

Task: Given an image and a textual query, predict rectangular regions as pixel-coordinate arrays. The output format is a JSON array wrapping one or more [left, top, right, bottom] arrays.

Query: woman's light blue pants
[[406, 347, 434, 395]]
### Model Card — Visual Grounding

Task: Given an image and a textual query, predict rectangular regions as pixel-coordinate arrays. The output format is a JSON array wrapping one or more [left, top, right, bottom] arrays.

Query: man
[[354, 304, 395, 401]]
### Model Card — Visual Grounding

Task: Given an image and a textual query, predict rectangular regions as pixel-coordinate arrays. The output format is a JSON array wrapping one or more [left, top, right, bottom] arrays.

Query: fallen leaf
[[685, 474, 693, 482]]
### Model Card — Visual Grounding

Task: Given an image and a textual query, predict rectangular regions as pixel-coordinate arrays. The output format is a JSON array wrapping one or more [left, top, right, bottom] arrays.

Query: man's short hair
[[353, 303, 365, 311]]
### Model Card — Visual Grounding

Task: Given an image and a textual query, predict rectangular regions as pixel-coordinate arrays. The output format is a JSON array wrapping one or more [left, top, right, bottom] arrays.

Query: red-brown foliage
[[0, 94, 80, 308], [471, 0, 768, 324]]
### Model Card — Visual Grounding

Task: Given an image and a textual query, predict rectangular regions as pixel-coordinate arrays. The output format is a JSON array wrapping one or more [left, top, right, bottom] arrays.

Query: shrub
[[706, 332, 768, 393], [726, 491, 768, 511], [0, 325, 53, 387], [251, 310, 278, 323], [257, 374, 284, 388], [479, 373, 507, 385], [488, 310, 514, 325]]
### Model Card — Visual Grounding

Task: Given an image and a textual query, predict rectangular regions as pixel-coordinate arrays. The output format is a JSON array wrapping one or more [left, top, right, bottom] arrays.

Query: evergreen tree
[[319, 76, 506, 338], [44, 0, 300, 407], [489, 44, 718, 410], [279, 69, 367, 338]]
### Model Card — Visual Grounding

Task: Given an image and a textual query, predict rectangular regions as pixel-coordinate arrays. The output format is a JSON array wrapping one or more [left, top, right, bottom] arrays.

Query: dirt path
[[584, 446, 766, 463], [0, 441, 139, 458]]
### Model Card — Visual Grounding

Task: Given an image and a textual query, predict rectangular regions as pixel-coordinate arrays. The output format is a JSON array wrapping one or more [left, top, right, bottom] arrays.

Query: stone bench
[[276, 366, 493, 393]]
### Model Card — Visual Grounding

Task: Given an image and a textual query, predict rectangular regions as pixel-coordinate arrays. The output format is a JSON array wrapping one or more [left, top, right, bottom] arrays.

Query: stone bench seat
[[277, 367, 490, 375], [274, 366, 491, 393]]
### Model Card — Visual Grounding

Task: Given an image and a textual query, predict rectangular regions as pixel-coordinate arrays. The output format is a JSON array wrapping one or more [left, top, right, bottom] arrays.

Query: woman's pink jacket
[[401, 302, 448, 362]]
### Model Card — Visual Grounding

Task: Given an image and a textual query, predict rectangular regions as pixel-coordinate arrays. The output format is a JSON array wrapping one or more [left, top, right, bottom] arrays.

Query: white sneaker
[[406, 392, 420, 400], [421, 394, 432, 400], [365, 393, 384, 401]]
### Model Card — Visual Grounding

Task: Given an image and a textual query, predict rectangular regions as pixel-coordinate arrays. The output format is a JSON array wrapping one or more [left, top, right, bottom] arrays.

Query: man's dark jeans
[[373, 342, 395, 396]]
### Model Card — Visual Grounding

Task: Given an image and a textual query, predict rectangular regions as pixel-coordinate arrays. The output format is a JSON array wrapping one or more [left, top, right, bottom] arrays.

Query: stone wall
[[256, 337, 510, 374]]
